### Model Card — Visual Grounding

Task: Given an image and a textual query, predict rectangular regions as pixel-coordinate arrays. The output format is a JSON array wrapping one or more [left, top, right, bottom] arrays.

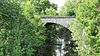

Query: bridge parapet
[[41, 16, 75, 19], [41, 16, 75, 28]]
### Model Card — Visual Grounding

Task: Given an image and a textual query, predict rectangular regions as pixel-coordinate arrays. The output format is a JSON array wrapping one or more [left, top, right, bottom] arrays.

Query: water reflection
[[55, 38, 65, 56]]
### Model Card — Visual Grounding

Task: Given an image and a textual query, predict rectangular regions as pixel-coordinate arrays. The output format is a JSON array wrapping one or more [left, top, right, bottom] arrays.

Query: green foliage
[[59, 0, 77, 16], [44, 7, 57, 15], [44, 24, 58, 56], [0, 0, 46, 56], [70, 0, 100, 56], [33, 0, 57, 15]]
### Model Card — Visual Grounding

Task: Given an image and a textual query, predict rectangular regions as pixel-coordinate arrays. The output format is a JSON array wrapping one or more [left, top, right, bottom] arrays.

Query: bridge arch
[[41, 16, 75, 28], [39, 22, 76, 56], [39, 16, 76, 56]]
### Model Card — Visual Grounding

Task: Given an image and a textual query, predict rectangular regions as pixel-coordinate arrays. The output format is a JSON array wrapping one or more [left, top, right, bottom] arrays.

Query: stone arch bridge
[[40, 16, 76, 56], [41, 16, 75, 28]]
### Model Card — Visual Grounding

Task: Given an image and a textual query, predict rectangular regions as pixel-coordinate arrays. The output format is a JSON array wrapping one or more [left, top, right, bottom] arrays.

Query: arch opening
[[37, 23, 77, 56]]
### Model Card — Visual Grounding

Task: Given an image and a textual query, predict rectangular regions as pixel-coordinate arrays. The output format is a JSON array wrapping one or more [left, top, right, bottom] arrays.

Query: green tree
[[33, 0, 57, 15], [44, 7, 57, 15], [70, 0, 100, 56], [0, 0, 46, 56], [59, 0, 77, 16]]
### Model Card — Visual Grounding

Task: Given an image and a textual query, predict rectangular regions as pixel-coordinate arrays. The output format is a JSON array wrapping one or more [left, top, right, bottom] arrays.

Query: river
[[54, 38, 66, 56]]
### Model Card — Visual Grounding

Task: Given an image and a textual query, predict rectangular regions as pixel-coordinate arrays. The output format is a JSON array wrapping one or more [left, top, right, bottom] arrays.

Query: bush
[[0, 0, 46, 56], [70, 0, 100, 56]]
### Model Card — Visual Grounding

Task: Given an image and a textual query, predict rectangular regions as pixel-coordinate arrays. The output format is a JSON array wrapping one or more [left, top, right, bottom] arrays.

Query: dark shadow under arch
[[37, 23, 77, 56]]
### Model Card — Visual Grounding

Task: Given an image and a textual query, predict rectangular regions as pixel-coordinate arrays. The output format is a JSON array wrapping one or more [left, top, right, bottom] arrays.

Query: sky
[[49, 0, 66, 8]]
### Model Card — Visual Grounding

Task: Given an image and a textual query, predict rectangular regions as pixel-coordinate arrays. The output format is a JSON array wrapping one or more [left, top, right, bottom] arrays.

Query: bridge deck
[[41, 16, 75, 28], [41, 16, 75, 19]]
